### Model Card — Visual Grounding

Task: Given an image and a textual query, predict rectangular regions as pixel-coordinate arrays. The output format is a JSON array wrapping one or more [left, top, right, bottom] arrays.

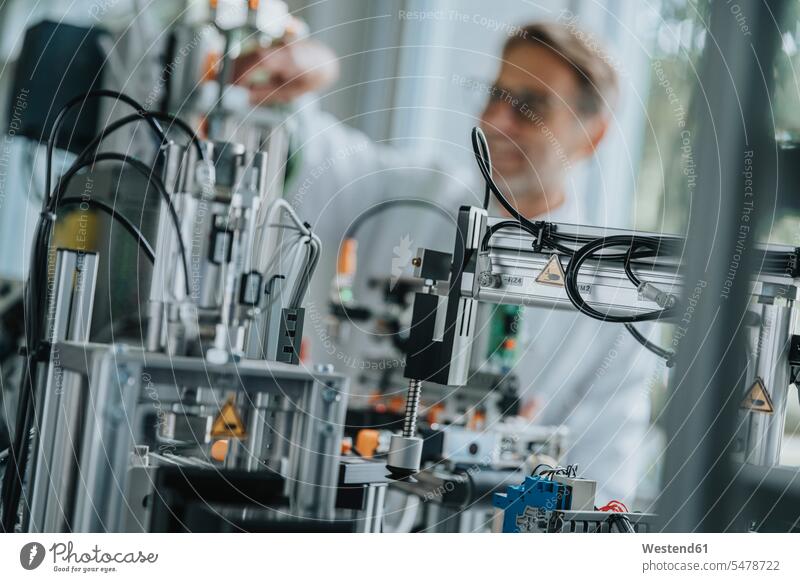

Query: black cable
[[1, 219, 50, 530], [564, 235, 677, 323], [455, 468, 476, 510], [471, 125, 800, 364], [620, 244, 676, 362], [2, 200, 157, 529], [472, 125, 680, 365], [6, 222, 50, 516], [72, 111, 206, 168], [549, 231, 596, 244], [480, 219, 661, 262], [471, 127, 682, 267], [624, 323, 675, 364], [1, 371, 28, 528], [622, 238, 682, 286], [624, 245, 644, 287], [337, 199, 452, 316], [472, 128, 492, 209], [45, 90, 166, 209], [480, 220, 541, 252], [2, 148, 188, 528], [471, 126, 793, 279], [470, 126, 683, 366], [540, 465, 575, 480], [530, 462, 554, 477], [471, 127, 537, 231], [344, 199, 452, 239], [50, 153, 190, 295], [56, 197, 155, 262], [7, 93, 195, 529], [145, 111, 205, 160], [549, 231, 680, 260]]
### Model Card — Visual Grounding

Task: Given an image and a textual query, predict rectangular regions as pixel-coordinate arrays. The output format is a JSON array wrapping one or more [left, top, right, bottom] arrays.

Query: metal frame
[[404, 205, 798, 478], [658, 0, 796, 532], [26, 341, 348, 532], [27, 249, 98, 533]]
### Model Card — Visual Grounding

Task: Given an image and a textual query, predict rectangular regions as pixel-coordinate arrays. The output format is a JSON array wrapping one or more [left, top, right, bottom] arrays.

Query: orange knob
[[355, 429, 380, 459], [338, 238, 358, 276]]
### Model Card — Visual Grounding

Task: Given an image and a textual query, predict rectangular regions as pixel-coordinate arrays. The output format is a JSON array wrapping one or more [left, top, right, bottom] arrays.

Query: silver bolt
[[479, 272, 500, 288], [322, 385, 340, 403], [315, 364, 334, 374]]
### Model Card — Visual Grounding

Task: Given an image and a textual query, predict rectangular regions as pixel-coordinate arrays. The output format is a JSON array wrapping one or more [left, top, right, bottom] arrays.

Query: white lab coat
[[287, 106, 663, 505]]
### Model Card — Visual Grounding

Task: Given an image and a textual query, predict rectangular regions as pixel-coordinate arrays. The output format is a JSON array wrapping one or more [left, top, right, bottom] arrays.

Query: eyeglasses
[[486, 84, 555, 124]]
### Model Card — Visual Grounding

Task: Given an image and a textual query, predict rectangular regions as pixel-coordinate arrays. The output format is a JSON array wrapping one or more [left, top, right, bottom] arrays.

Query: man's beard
[[491, 170, 551, 217]]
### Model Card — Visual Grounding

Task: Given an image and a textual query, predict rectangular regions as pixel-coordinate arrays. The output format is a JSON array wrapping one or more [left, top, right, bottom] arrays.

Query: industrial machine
[[3, 0, 798, 534], [0, 87, 357, 533], [325, 201, 572, 532], [382, 128, 800, 532], [0, 1, 397, 534], [5, 108, 798, 533]]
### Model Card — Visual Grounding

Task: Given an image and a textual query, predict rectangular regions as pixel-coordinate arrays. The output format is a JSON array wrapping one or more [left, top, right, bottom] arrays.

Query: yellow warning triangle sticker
[[740, 377, 774, 413], [535, 254, 566, 287], [211, 397, 247, 438]]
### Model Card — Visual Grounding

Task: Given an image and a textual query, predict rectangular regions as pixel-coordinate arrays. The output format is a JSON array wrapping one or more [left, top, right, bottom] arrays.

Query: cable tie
[[532, 221, 546, 253]]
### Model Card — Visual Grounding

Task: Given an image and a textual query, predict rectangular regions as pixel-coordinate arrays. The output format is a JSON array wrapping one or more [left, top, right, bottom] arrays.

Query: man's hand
[[233, 39, 339, 105]]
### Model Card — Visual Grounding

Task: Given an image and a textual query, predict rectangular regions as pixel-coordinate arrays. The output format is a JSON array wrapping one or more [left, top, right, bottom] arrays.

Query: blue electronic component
[[492, 475, 572, 533]]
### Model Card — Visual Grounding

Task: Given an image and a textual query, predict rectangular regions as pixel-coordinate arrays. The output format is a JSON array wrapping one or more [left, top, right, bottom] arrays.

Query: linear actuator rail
[[474, 216, 799, 314], [403, 206, 799, 388]]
